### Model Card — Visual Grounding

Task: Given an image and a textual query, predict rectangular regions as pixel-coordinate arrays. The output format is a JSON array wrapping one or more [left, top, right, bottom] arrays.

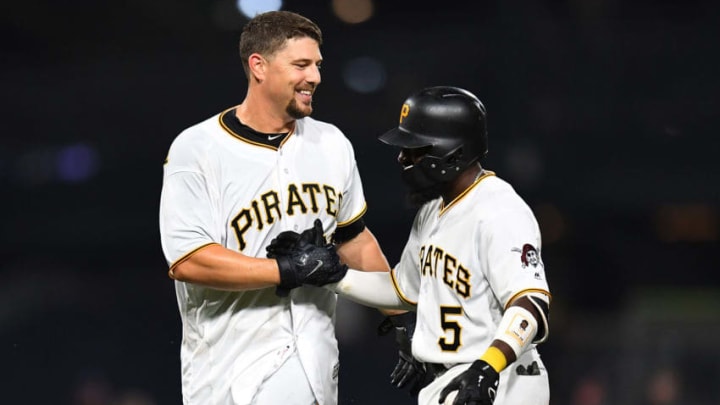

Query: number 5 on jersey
[[439, 306, 463, 351]]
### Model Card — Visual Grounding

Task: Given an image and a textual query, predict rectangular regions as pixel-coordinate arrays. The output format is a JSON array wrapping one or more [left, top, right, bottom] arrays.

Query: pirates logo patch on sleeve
[[512, 244, 542, 268]]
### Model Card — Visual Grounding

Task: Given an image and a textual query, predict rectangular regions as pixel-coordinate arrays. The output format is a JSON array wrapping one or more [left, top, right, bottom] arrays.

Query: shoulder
[[299, 116, 344, 135], [476, 174, 537, 221], [175, 112, 224, 146], [480, 174, 515, 193], [297, 117, 351, 145], [476, 174, 521, 200], [164, 112, 222, 171]]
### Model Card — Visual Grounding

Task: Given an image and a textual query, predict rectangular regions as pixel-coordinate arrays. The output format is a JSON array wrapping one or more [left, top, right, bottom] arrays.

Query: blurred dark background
[[2, 0, 719, 404]]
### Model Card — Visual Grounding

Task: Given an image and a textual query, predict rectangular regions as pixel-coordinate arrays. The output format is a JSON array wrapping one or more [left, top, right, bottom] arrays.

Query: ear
[[248, 53, 266, 82]]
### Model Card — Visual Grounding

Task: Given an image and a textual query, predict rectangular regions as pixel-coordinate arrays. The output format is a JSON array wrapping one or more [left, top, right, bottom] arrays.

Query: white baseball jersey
[[391, 171, 551, 402], [159, 107, 367, 405]]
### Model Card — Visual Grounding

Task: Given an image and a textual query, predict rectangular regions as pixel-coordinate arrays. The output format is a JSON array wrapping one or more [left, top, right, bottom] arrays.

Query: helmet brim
[[378, 127, 434, 149]]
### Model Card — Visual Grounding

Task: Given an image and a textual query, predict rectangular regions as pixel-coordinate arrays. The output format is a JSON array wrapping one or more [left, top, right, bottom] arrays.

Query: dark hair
[[239, 11, 323, 78]]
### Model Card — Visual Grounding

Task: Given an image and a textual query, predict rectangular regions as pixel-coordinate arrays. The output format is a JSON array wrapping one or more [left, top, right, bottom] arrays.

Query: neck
[[235, 94, 295, 133], [441, 163, 483, 204]]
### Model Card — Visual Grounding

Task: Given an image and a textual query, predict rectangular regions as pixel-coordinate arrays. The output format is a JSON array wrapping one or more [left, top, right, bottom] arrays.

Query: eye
[[409, 146, 433, 162]]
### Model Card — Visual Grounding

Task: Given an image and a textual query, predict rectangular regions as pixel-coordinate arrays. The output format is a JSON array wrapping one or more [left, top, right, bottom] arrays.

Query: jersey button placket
[[277, 150, 298, 333], [275, 152, 292, 233]]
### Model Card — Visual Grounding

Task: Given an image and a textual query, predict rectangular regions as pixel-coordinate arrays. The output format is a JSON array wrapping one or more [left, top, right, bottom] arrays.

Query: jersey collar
[[219, 107, 294, 151], [438, 170, 496, 216]]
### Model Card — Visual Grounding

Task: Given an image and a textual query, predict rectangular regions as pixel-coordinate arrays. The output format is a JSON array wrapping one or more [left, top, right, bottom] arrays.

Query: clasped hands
[[267, 219, 348, 296]]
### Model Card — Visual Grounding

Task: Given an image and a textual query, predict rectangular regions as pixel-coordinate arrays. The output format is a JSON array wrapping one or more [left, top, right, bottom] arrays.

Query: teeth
[[299, 90, 312, 95]]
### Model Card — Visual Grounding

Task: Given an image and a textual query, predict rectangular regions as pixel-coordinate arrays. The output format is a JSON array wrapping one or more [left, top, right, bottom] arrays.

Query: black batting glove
[[266, 230, 302, 259], [438, 360, 499, 405], [378, 312, 432, 397], [269, 219, 322, 296], [267, 218, 325, 259], [275, 219, 348, 296]]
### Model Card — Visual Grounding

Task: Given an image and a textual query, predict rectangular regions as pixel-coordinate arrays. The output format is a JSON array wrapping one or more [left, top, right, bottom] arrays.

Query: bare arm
[[336, 227, 391, 272], [169, 244, 280, 291], [335, 227, 408, 315]]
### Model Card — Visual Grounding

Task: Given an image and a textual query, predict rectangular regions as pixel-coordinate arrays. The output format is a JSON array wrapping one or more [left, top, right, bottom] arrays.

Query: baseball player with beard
[[300, 86, 552, 404], [159, 11, 390, 405]]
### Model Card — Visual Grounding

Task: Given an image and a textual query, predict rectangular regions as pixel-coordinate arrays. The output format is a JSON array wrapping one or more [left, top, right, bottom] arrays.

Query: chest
[[210, 139, 348, 252], [216, 140, 346, 213], [415, 209, 484, 300]]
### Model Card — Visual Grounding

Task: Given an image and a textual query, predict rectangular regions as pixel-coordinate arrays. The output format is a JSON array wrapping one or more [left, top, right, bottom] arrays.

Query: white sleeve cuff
[[328, 269, 414, 310]]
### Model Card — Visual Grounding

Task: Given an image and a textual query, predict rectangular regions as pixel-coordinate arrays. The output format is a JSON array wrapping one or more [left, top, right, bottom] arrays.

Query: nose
[[307, 64, 321, 85], [398, 149, 412, 167]]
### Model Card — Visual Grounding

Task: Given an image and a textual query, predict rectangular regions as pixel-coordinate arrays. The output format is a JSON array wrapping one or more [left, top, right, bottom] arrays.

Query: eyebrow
[[292, 57, 322, 64]]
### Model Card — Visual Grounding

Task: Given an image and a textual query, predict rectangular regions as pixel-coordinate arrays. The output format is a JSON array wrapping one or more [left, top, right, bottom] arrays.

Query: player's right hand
[[275, 219, 348, 295], [438, 360, 499, 405], [378, 312, 432, 397]]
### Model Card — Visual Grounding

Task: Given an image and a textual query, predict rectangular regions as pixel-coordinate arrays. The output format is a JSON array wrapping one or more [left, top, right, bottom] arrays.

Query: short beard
[[405, 182, 447, 208], [287, 99, 311, 119]]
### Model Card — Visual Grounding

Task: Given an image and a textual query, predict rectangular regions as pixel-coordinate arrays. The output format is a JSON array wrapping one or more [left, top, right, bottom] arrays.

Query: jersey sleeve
[[481, 206, 550, 308], [389, 211, 426, 306], [159, 132, 220, 267], [335, 139, 367, 227], [337, 160, 367, 226]]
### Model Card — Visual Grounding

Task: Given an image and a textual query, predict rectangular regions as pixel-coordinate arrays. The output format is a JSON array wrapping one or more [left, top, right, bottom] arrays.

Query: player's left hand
[[438, 360, 499, 405], [378, 312, 432, 397], [266, 230, 304, 258], [274, 219, 348, 296], [268, 219, 324, 296]]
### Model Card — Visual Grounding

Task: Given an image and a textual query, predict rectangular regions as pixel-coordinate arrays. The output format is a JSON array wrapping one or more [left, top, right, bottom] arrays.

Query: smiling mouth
[[297, 90, 313, 104]]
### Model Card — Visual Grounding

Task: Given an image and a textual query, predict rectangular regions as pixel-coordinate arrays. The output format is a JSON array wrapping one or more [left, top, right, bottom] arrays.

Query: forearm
[[336, 228, 390, 272], [169, 244, 280, 290], [481, 294, 551, 372], [336, 228, 406, 314], [329, 269, 413, 310]]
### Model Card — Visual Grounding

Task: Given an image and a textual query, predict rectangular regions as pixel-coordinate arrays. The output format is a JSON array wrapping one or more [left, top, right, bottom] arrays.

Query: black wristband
[[469, 359, 499, 378], [276, 255, 299, 290]]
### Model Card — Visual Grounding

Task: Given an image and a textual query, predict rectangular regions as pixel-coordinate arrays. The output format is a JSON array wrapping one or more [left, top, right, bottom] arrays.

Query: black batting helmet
[[379, 86, 488, 189]]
